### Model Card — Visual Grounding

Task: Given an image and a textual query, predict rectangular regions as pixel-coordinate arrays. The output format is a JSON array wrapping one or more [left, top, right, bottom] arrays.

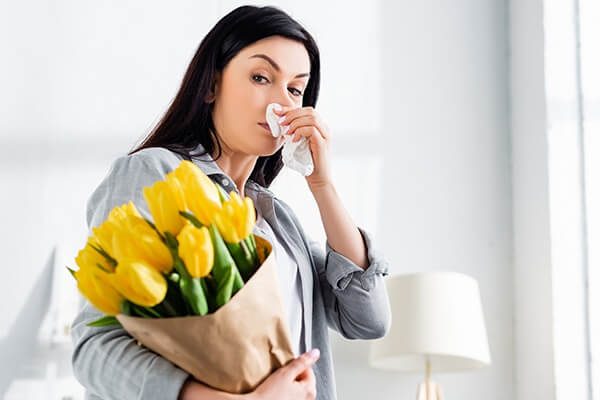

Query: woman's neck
[[212, 146, 258, 197]]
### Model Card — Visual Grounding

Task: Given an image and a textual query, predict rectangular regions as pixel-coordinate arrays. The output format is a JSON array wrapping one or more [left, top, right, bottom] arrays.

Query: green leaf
[[121, 300, 132, 316], [66, 266, 77, 279], [128, 303, 162, 318], [179, 275, 209, 315], [164, 231, 178, 249], [226, 241, 255, 282], [201, 277, 216, 313], [86, 316, 122, 328], [163, 278, 188, 316], [144, 218, 166, 242], [179, 211, 204, 228], [215, 267, 235, 308], [209, 224, 244, 305], [216, 184, 230, 203], [89, 243, 117, 268], [94, 263, 112, 274]]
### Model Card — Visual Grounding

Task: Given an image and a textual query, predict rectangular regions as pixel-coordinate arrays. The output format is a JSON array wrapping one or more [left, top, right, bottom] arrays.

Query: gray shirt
[[70, 144, 391, 400], [255, 212, 305, 357]]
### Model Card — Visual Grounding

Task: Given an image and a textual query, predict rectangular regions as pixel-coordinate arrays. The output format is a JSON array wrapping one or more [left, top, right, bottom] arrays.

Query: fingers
[[275, 106, 316, 127], [279, 107, 315, 126], [283, 115, 317, 136], [295, 363, 316, 383], [272, 105, 301, 115], [282, 113, 314, 127], [283, 348, 320, 380], [290, 127, 326, 146], [294, 365, 310, 382], [306, 368, 317, 398], [293, 358, 318, 399], [278, 108, 329, 141]]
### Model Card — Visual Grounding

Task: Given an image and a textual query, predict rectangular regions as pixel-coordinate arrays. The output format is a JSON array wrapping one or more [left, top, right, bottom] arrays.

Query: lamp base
[[416, 381, 444, 400]]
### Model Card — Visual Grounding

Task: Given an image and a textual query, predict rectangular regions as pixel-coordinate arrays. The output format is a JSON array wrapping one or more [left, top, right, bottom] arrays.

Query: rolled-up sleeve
[[311, 227, 392, 340], [71, 150, 190, 400]]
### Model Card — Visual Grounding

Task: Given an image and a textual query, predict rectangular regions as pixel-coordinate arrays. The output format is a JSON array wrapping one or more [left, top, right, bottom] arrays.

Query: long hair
[[129, 5, 321, 187]]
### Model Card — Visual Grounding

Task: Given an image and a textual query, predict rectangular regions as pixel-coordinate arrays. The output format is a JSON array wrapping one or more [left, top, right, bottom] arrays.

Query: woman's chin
[[252, 132, 284, 156], [256, 142, 283, 157]]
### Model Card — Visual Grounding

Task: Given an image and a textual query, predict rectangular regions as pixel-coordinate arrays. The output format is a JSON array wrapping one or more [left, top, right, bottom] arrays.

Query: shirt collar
[[188, 142, 270, 197]]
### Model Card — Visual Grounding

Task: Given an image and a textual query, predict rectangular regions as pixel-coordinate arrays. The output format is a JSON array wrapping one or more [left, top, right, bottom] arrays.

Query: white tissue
[[265, 103, 314, 176]]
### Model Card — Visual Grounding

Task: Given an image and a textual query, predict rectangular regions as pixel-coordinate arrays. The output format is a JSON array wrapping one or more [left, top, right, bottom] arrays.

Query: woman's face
[[210, 35, 311, 157]]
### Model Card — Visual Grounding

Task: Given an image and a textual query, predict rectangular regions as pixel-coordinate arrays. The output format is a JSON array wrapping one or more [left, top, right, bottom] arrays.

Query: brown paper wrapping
[[116, 236, 295, 393]]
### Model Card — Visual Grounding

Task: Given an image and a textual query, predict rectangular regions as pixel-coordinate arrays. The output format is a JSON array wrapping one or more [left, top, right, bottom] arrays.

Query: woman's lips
[[258, 122, 272, 134]]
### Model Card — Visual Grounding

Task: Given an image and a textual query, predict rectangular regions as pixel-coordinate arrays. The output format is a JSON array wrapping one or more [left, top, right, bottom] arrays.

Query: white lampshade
[[370, 272, 491, 373]]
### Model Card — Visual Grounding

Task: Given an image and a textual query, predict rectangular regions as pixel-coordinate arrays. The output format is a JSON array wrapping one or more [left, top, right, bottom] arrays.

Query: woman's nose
[[272, 86, 296, 108]]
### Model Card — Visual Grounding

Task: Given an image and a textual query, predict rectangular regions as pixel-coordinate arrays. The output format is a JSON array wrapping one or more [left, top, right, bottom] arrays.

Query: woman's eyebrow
[[248, 53, 310, 78]]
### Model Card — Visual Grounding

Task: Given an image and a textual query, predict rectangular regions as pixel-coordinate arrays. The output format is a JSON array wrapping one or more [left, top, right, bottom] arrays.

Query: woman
[[71, 5, 391, 400]]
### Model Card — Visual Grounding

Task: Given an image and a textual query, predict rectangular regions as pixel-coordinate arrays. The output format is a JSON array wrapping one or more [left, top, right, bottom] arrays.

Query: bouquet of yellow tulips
[[69, 160, 294, 393]]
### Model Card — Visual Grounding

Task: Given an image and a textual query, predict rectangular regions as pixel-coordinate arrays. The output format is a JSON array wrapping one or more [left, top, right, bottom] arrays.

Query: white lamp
[[369, 272, 491, 400]]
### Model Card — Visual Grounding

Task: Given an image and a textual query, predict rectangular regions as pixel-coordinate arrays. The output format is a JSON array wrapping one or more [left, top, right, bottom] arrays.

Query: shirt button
[[221, 178, 229, 187]]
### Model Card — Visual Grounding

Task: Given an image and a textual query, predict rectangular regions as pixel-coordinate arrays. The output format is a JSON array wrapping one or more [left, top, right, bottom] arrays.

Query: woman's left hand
[[274, 106, 333, 190]]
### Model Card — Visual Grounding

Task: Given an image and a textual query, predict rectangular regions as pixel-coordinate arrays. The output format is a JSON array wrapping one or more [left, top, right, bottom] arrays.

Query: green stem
[[158, 298, 178, 317], [87, 316, 122, 327], [226, 241, 254, 282], [244, 235, 258, 265], [179, 211, 204, 228], [201, 277, 216, 313], [209, 224, 244, 307], [131, 303, 161, 318], [143, 306, 162, 318]]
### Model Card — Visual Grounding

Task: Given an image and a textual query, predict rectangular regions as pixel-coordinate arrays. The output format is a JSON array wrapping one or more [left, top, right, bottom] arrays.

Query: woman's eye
[[289, 87, 303, 97], [252, 74, 302, 97], [252, 74, 269, 84]]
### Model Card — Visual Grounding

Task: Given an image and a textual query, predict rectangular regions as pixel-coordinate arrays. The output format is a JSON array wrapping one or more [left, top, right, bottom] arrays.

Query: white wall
[[508, 0, 557, 398], [511, 0, 596, 399], [343, 1, 513, 399], [1, 1, 514, 399]]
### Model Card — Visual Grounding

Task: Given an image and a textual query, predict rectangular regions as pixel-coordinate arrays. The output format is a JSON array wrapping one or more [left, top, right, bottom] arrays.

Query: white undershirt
[[254, 213, 304, 357]]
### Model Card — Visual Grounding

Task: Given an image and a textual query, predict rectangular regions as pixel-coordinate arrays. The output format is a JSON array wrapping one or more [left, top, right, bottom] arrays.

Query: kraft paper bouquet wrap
[[68, 160, 295, 393]]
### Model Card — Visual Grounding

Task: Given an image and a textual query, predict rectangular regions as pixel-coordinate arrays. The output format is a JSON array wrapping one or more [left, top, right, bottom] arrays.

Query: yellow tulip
[[213, 205, 237, 243], [74, 246, 123, 315], [111, 216, 174, 273], [75, 269, 124, 316], [90, 202, 141, 257], [172, 160, 221, 225], [90, 222, 117, 258], [165, 170, 188, 212], [113, 201, 142, 220], [112, 259, 167, 307], [177, 223, 214, 278], [75, 242, 114, 273], [143, 180, 186, 235], [214, 192, 256, 244]]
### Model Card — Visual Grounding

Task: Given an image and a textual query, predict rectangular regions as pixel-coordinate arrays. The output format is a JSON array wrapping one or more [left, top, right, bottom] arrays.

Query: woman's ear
[[205, 72, 221, 103]]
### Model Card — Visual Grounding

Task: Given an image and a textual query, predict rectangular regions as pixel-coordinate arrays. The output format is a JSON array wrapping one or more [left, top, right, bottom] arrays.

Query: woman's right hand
[[247, 348, 321, 400]]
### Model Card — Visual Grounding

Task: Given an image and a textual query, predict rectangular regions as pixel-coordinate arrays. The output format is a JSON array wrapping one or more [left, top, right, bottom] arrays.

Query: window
[[580, 0, 600, 398], [546, 0, 599, 398]]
